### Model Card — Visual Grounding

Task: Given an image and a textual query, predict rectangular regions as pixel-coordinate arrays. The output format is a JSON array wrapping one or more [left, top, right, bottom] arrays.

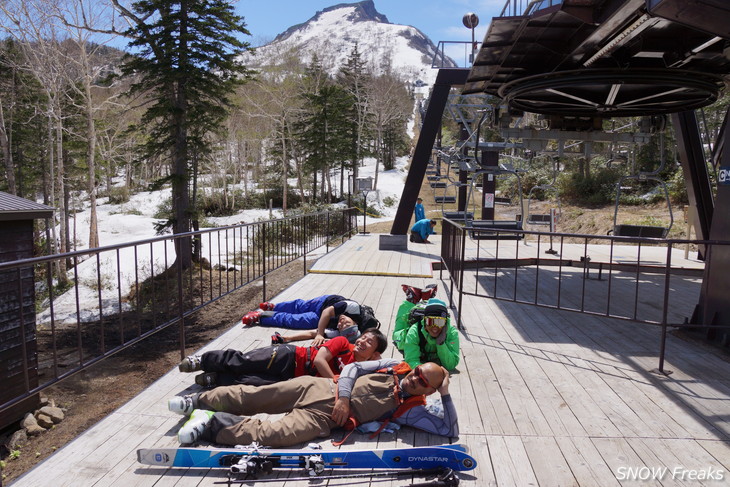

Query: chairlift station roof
[[464, 0, 730, 117]]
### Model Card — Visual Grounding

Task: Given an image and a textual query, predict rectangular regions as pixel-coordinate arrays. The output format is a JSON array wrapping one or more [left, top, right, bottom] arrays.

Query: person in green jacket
[[393, 296, 460, 371], [392, 284, 438, 350]]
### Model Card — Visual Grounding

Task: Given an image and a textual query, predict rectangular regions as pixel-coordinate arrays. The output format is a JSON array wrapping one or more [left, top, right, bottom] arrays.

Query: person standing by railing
[[414, 197, 426, 223]]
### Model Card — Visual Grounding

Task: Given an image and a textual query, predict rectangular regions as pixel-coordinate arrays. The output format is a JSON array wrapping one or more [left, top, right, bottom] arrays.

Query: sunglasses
[[413, 365, 436, 389], [425, 316, 447, 328]]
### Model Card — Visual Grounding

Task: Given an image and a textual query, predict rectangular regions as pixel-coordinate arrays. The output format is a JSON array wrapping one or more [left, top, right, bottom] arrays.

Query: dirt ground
[[0, 202, 685, 485]]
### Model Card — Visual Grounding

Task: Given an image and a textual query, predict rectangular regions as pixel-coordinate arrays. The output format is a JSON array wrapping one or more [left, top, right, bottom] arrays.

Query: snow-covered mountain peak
[[275, 1, 389, 41], [247, 0, 455, 85]]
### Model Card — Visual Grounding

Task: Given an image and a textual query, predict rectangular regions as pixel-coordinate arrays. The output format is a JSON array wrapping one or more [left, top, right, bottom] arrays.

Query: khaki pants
[[199, 374, 400, 447]]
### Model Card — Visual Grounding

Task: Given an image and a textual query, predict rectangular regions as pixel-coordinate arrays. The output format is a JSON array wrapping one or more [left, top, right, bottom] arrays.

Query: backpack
[[406, 304, 430, 361], [407, 302, 427, 324], [358, 304, 381, 331]]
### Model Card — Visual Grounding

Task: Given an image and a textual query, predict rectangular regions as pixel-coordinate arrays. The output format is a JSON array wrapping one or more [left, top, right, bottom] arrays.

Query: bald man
[[168, 359, 458, 447]]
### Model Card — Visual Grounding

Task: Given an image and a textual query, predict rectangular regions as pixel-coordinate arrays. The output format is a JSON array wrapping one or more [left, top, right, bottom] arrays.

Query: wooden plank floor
[[12, 235, 730, 487]]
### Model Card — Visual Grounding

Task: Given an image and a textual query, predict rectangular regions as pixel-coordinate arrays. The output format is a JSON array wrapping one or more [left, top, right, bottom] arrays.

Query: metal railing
[[432, 41, 479, 69], [439, 217, 726, 373], [0, 207, 358, 415], [499, 0, 563, 17]]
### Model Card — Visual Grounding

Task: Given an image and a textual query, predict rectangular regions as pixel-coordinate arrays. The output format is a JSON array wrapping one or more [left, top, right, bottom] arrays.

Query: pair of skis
[[137, 443, 476, 483]]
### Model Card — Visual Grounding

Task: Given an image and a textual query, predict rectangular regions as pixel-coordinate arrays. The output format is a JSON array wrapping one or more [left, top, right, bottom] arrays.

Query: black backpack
[[358, 304, 381, 331], [407, 304, 427, 324], [406, 304, 430, 361]]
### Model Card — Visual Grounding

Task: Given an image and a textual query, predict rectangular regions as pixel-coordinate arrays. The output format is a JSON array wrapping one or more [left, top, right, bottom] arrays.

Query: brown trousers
[[198, 373, 400, 447]]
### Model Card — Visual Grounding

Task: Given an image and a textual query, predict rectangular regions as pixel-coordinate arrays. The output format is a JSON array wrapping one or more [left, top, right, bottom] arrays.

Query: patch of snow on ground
[[42, 155, 409, 324]]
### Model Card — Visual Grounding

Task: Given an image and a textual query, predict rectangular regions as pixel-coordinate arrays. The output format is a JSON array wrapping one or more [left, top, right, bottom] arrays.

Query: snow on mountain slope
[[245, 0, 455, 85]]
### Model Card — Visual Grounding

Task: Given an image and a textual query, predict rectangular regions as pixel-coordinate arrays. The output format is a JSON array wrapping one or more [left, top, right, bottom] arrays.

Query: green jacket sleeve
[[393, 301, 415, 336], [435, 324, 460, 370], [402, 324, 424, 369]]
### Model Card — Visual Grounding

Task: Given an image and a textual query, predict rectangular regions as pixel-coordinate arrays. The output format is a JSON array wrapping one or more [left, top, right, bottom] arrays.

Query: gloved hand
[[435, 326, 447, 345]]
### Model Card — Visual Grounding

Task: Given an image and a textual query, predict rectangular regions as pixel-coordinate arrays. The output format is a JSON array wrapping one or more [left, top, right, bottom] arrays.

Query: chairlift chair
[[464, 165, 525, 240], [439, 156, 474, 223], [526, 156, 561, 226], [526, 184, 560, 225], [610, 129, 674, 238], [611, 174, 674, 238]]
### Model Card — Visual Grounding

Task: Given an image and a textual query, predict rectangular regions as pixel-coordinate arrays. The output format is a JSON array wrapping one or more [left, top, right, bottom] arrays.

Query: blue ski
[[137, 444, 477, 473]]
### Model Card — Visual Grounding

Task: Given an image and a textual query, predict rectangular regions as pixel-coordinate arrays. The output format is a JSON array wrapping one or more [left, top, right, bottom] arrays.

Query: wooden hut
[[0, 192, 54, 429]]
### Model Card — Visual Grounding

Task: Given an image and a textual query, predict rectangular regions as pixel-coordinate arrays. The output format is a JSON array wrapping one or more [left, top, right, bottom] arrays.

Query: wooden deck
[[11, 234, 730, 486]]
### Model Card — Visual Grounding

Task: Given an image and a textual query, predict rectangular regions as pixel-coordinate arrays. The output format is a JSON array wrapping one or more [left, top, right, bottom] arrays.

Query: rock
[[7, 430, 27, 451], [39, 396, 50, 407], [35, 413, 54, 429], [38, 406, 64, 424], [21, 413, 38, 430], [26, 424, 45, 436]]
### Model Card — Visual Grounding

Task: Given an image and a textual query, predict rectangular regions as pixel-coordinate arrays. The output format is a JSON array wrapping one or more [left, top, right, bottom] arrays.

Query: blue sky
[[237, 0, 506, 47]]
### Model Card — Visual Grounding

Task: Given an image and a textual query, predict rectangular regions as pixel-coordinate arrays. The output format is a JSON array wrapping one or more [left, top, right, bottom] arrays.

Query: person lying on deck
[[392, 292, 460, 371], [168, 360, 458, 447], [177, 328, 387, 388], [241, 295, 380, 347]]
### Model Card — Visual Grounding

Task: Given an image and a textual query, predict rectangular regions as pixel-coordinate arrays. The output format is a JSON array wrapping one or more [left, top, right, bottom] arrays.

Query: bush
[[668, 169, 689, 205], [105, 186, 130, 204], [558, 168, 621, 206], [353, 195, 382, 217], [382, 196, 397, 207]]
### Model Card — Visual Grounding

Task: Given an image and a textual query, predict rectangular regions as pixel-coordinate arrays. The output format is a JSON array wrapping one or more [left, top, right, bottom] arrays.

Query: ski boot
[[259, 302, 275, 311], [178, 354, 202, 373], [241, 310, 262, 326], [195, 372, 217, 388], [421, 284, 438, 301], [178, 409, 214, 444], [401, 285, 422, 304], [168, 394, 199, 415]]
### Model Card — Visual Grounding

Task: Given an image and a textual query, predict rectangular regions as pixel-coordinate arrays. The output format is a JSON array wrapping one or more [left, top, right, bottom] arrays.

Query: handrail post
[[262, 222, 267, 303], [657, 243, 674, 375], [303, 216, 307, 275], [176, 237, 186, 360], [457, 223, 467, 330]]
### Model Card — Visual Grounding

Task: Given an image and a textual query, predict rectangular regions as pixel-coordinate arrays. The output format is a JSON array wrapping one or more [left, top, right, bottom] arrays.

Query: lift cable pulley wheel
[[498, 68, 723, 117]]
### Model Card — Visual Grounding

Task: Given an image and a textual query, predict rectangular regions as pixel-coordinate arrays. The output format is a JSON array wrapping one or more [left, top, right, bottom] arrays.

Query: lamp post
[[462, 12, 479, 64], [356, 177, 373, 234]]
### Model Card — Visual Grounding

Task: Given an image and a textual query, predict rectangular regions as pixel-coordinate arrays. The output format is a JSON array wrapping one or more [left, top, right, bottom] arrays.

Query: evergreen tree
[[337, 43, 371, 187], [114, 0, 254, 267], [382, 116, 409, 170], [297, 84, 352, 203], [296, 57, 352, 203], [0, 40, 48, 199]]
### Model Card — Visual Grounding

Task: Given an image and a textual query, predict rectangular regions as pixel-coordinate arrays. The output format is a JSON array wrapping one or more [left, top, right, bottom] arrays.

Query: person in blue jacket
[[410, 218, 437, 243], [414, 197, 425, 222], [241, 295, 379, 347]]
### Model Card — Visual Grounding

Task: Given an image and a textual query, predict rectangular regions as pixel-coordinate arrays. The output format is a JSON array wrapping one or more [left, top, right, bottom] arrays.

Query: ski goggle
[[413, 365, 435, 389], [425, 316, 447, 328]]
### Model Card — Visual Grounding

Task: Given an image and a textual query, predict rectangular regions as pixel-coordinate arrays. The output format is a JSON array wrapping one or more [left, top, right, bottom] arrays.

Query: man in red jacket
[[178, 328, 387, 387]]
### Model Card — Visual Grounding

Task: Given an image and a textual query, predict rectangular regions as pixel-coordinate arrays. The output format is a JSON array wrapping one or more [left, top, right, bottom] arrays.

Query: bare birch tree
[[366, 68, 411, 190], [50, 0, 121, 249], [0, 1, 74, 283]]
